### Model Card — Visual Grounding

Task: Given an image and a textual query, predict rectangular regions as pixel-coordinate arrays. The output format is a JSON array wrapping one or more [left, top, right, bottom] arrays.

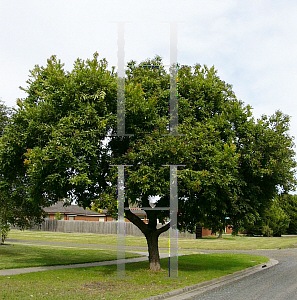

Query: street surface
[[193, 249, 297, 300]]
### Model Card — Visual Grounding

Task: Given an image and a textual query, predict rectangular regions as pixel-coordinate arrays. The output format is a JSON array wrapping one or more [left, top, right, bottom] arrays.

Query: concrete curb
[[142, 258, 279, 300]]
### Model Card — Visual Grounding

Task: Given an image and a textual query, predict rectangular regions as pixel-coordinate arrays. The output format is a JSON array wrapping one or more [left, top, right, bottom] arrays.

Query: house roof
[[128, 207, 147, 216], [43, 201, 108, 217], [43, 201, 149, 218]]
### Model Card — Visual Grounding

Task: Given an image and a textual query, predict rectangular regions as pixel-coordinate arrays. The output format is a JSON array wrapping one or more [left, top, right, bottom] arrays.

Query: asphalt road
[[192, 249, 297, 300]]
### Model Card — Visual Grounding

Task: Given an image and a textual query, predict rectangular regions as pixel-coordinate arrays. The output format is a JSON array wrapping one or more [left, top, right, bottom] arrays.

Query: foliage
[[261, 225, 273, 237], [0, 53, 117, 228], [0, 99, 12, 136], [277, 193, 297, 234], [0, 100, 12, 241], [0, 54, 295, 269], [121, 62, 296, 237], [263, 199, 290, 236], [54, 212, 63, 220], [0, 221, 10, 244], [244, 195, 291, 237]]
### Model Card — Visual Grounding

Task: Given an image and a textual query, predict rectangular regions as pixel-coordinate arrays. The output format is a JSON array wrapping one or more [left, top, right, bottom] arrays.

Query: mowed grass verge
[[0, 244, 140, 270], [0, 253, 269, 300], [8, 229, 297, 250]]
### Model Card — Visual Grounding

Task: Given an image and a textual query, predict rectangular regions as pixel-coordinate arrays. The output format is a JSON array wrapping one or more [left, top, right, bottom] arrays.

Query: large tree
[[0, 54, 295, 269], [278, 194, 297, 234], [244, 193, 297, 237]]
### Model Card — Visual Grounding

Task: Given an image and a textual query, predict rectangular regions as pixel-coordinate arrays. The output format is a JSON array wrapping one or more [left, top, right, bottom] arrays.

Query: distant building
[[43, 201, 217, 238], [43, 201, 113, 222]]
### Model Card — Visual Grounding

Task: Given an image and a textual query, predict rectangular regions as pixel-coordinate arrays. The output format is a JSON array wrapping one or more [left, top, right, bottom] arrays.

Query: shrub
[[0, 222, 10, 244]]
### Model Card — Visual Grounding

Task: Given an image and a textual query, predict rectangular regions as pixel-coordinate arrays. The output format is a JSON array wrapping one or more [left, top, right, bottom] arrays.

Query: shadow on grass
[[81, 253, 265, 279], [0, 244, 139, 270]]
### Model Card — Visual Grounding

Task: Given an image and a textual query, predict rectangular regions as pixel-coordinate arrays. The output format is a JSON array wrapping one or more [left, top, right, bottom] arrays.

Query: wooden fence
[[22, 219, 196, 239]]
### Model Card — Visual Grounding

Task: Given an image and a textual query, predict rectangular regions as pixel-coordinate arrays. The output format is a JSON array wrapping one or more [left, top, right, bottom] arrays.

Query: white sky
[[1, 0, 297, 150]]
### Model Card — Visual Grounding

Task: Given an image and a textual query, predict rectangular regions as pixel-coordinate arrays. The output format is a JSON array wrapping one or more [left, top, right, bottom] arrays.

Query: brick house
[[43, 201, 113, 222], [43, 201, 216, 237]]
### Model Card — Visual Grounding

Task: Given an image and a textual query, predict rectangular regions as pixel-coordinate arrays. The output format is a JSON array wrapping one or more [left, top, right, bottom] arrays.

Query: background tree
[[264, 200, 290, 237], [278, 194, 297, 234], [0, 54, 295, 269], [244, 197, 290, 237], [0, 99, 12, 134], [244, 193, 297, 236], [0, 99, 13, 243]]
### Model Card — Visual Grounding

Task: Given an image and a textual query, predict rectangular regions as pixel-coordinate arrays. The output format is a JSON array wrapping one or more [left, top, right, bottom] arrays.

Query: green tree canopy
[[0, 53, 296, 269], [0, 99, 11, 135], [278, 193, 297, 234], [0, 99, 13, 242], [244, 194, 293, 237]]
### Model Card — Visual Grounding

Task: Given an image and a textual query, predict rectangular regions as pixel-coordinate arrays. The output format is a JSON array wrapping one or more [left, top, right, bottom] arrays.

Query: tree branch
[[156, 222, 170, 236], [124, 201, 148, 235]]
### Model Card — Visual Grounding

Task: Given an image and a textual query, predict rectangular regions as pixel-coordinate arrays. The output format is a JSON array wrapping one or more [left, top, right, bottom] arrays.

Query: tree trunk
[[217, 230, 223, 239], [195, 225, 203, 239], [145, 232, 161, 271], [124, 202, 170, 271]]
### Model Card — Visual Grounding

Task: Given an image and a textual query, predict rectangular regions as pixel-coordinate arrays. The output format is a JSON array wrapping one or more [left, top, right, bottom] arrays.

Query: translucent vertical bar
[[117, 23, 125, 136], [162, 22, 184, 137], [117, 165, 125, 278], [169, 165, 178, 278], [113, 22, 132, 137], [170, 22, 178, 136]]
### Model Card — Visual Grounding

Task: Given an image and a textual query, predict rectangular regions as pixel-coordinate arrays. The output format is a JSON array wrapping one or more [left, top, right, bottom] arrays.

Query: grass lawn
[[0, 244, 140, 270], [0, 253, 269, 300], [177, 234, 297, 250], [8, 229, 297, 250]]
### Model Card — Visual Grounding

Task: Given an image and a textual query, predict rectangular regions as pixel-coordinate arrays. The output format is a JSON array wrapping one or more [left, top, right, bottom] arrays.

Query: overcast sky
[[1, 0, 297, 145]]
